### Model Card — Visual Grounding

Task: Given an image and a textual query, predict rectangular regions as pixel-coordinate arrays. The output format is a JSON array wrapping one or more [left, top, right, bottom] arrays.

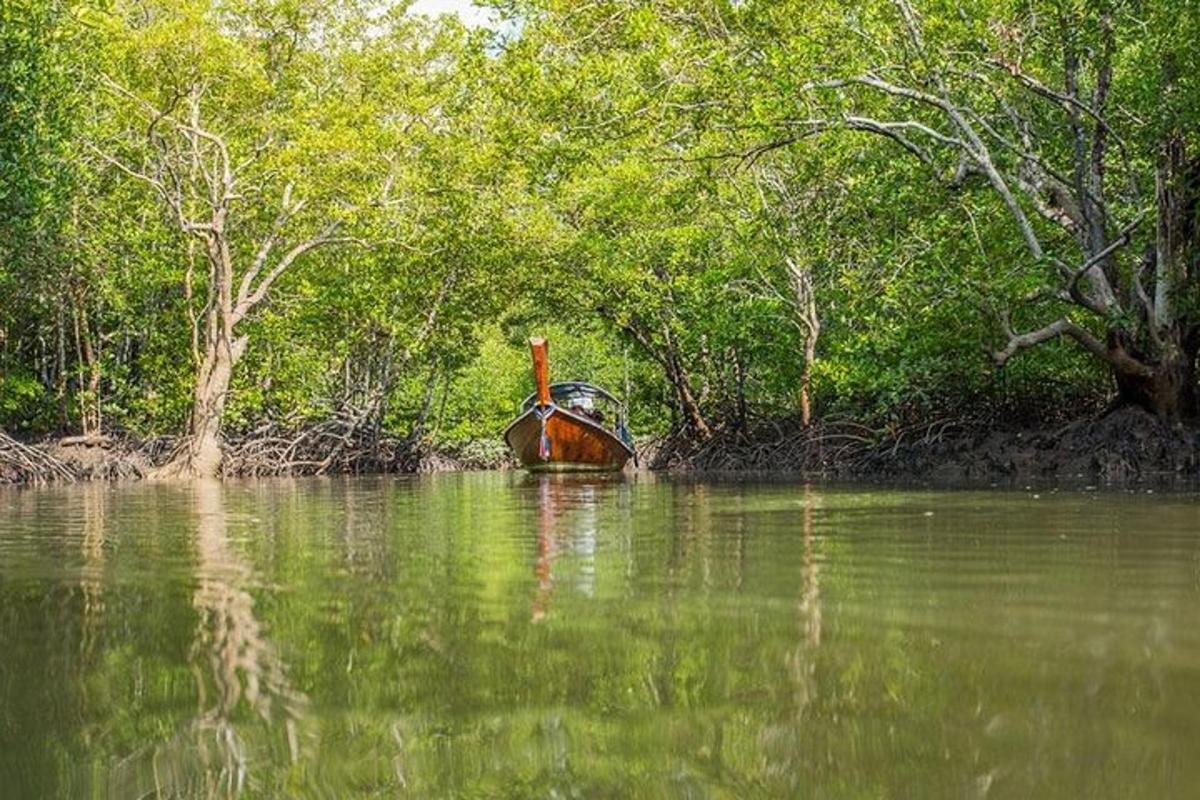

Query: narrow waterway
[[1, 474, 1197, 797]]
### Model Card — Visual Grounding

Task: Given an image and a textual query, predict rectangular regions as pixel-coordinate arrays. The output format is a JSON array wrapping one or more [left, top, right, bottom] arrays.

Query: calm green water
[[1, 475, 1199, 798]]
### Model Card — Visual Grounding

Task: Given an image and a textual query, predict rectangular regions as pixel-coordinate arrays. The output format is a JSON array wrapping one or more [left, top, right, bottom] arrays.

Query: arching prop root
[[222, 413, 422, 477], [0, 431, 78, 484]]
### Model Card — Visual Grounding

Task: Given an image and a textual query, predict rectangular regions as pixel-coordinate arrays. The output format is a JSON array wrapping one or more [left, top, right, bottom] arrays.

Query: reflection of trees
[[759, 485, 822, 789], [0, 485, 113, 797], [12, 478, 1199, 797], [146, 480, 309, 798], [789, 486, 821, 712], [192, 480, 308, 793], [79, 483, 107, 665]]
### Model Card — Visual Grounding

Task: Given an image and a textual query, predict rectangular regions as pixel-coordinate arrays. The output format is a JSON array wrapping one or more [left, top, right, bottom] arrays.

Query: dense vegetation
[[2, 0, 1199, 476]]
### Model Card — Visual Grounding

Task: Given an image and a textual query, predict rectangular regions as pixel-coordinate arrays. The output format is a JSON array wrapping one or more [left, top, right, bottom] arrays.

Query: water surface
[[1, 474, 1198, 798]]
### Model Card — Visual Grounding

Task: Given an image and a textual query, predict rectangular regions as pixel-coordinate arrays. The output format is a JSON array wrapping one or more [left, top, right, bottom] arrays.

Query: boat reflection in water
[[529, 474, 628, 623], [99, 482, 310, 799]]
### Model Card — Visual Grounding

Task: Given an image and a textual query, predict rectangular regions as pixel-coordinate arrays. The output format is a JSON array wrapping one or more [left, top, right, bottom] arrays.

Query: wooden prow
[[530, 337, 551, 406]]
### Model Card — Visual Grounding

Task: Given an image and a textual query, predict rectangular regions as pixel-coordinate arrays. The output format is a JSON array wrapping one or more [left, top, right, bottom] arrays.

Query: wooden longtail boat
[[503, 338, 636, 472]]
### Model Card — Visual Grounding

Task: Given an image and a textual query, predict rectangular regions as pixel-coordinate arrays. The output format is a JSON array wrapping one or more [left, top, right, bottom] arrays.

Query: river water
[[1, 474, 1198, 798]]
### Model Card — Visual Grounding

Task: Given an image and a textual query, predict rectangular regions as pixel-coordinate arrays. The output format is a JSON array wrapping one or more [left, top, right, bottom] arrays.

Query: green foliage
[[437, 323, 662, 444], [2, 0, 1194, 445]]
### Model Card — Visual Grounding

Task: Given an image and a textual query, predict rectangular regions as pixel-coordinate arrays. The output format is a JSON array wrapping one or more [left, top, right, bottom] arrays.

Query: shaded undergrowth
[[5, 395, 1198, 485], [649, 402, 1200, 483]]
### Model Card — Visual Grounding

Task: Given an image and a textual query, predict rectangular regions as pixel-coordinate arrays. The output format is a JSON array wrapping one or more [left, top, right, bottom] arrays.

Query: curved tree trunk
[[103, 83, 358, 481], [73, 317, 102, 438], [784, 256, 820, 428], [608, 310, 713, 439], [186, 345, 236, 478], [156, 230, 242, 480], [659, 323, 711, 438], [157, 313, 246, 479], [665, 351, 710, 438], [784, 11, 1200, 422], [1111, 328, 1199, 420], [1115, 137, 1200, 420]]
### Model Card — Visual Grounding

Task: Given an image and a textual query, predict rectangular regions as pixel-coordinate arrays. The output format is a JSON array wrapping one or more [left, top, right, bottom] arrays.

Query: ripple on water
[[0, 475, 1199, 798]]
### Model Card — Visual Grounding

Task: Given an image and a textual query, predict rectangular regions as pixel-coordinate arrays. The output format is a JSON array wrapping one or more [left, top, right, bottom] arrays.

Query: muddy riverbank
[[652, 405, 1200, 483], [0, 426, 514, 485], [4, 406, 1198, 485]]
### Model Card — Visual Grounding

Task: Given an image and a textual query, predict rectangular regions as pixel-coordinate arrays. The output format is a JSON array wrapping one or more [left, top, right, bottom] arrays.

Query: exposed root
[[0, 416, 514, 485], [222, 415, 418, 477], [646, 414, 966, 474], [48, 435, 174, 481], [0, 430, 78, 484], [648, 404, 1200, 483], [223, 416, 516, 477]]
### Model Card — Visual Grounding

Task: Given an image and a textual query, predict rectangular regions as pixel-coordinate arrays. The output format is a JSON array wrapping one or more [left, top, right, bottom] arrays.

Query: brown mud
[[0, 425, 513, 485], [2, 407, 1196, 486], [650, 406, 1200, 483]]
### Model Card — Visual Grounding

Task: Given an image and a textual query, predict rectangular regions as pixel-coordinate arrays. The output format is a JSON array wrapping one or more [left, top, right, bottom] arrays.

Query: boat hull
[[504, 407, 633, 472]]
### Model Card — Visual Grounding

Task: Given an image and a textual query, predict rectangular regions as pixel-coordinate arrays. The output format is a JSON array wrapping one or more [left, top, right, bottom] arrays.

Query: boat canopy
[[520, 381, 626, 413], [516, 380, 636, 456]]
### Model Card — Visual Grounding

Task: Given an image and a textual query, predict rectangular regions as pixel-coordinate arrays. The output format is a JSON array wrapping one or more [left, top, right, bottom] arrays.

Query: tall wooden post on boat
[[504, 336, 636, 471], [530, 337, 551, 406]]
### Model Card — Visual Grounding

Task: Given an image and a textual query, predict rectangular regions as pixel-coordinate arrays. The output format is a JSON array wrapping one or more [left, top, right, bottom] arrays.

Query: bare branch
[[234, 133, 276, 175], [86, 141, 163, 192], [992, 316, 1103, 366], [993, 312, 1152, 378], [893, 0, 927, 55], [841, 117, 936, 163], [179, 122, 236, 203], [236, 183, 306, 306], [983, 58, 1127, 153], [803, 72, 1054, 266], [1021, 286, 1073, 305], [847, 116, 963, 148], [802, 74, 956, 115], [233, 230, 364, 322], [86, 142, 214, 234], [1066, 210, 1148, 297], [1131, 248, 1161, 348], [721, 112, 960, 172]]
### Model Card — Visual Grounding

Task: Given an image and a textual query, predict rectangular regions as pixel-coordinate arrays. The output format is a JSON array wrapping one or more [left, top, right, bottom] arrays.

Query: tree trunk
[[72, 301, 101, 437], [611, 313, 713, 438], [1119, 135, 1200, 420], [83, 361, 101, 437], [158, 304, 245, 480], [666, 352, 710, 437], [733, 348, 748, 432], [1112, 328, 1199, 420], [786, 256, 820, 428], [189, 352, 233, 478], [54, 305, 68, 430], [674, 371, 710, 437], [657, 323, 710, 438], [799, 335, 816, 428]]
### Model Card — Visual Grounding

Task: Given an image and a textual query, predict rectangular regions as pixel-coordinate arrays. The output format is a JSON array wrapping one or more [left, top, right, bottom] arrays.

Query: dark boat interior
[[519, 382, 635, 449]]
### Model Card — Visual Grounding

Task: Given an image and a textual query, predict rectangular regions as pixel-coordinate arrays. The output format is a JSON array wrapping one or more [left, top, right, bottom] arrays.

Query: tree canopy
[[3, 0, 1200, 470]]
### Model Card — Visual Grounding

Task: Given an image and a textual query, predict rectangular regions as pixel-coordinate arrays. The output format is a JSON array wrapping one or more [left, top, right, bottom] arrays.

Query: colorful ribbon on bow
[[533, 403, 555, 460]]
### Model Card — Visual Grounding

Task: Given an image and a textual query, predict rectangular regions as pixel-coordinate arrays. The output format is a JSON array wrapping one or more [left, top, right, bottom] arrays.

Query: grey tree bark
[[752, 0, 1200, 418], [95, 82, 359, 477]]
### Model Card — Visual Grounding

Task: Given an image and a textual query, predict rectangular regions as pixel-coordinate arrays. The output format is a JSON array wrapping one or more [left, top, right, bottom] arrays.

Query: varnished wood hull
[[504, 407, 634, 472]]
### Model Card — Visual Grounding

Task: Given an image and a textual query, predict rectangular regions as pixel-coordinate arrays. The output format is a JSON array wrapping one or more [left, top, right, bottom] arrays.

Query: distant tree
[[93, 0, 477, 475], [730, 0, 1200, 417]]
